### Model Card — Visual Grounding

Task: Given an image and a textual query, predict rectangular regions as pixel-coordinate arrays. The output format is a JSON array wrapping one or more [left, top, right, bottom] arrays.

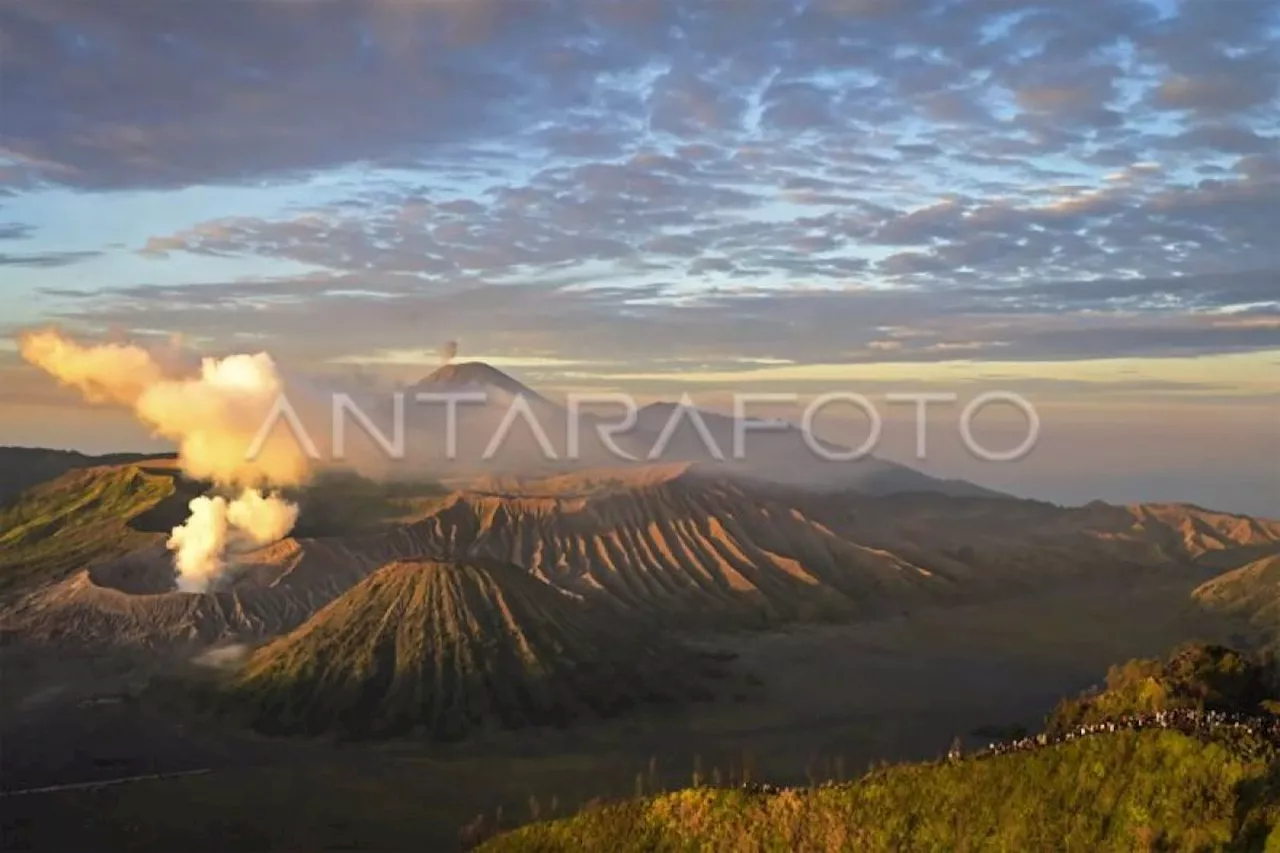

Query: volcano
[[12, 458, 1280, 650], [222, 557, 717, 739], [410, 361, 548, 402], [399, 362, 1005, 496]]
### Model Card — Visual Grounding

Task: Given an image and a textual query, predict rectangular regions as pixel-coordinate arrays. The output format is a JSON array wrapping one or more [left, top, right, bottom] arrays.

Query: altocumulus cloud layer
[[1, 0, 1277, 370]]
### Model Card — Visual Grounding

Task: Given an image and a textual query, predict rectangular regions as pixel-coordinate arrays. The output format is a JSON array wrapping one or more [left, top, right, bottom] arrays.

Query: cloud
[[0, 0, 1271, 191], [38, 263, 1280, 377], [3, 0, 1277, 383], [0, 250, 102, 267], [18, 328, 310, 592], [0, 223, 34, 240]]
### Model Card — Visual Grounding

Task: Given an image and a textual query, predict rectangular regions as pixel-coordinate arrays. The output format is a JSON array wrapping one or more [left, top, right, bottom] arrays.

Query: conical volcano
[[224, 558, 713, 739], [397, 362, 564, 473], [412, 361, 547, 402]]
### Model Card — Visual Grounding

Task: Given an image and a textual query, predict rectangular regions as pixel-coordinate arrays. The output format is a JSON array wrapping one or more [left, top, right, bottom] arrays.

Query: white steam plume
[[226, 487, 299, 544], [168, 490, 299, 592], [167, 495, 234, 592], [19, 328, 309, 592]]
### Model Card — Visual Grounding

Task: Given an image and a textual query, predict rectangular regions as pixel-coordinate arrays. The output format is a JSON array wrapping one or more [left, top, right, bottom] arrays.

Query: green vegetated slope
[[221, 558, 719, 740], [483, 643, 1280, 853], [0, 465, 442, 601], [0, 464, 188, 599], [482, 732, 1277, 852], [1048, 642, 1280, 735], [0, 447, 172, 508]]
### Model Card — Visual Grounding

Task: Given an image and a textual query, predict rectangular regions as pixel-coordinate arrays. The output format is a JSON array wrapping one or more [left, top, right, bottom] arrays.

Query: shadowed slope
[[1195, 555, 1280, 649], [224, 558, 716, 739], [0, 447, 175, 509], [479, 729, 1279, 852], [404, 471, 1280, 625], [0, 463, 195, 600], [630, 403, 1002, 497], [482, 645, 1280, 852]]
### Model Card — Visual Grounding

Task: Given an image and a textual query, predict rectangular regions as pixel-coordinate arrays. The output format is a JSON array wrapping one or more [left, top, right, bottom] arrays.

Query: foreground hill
[[1046, 642, 1280, 735], [482, 643, 1280, 851], [479, 729, 1279, 852], [220, 558, 723, 739]]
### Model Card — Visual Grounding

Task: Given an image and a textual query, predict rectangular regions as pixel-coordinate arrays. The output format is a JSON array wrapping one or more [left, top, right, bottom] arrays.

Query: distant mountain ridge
[[2, 363, 1276, 694], [0, 364, 1002, 500], [0, 446, 175, 509], [630, 401, 1001, 498], [401, 361, 1002, 498], [8, 460, 1278, 647], [1194, 554, 1280, 649]]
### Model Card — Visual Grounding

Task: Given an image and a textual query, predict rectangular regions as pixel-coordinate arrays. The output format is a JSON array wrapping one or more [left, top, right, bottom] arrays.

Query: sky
[[0, 0, 1277, 515]]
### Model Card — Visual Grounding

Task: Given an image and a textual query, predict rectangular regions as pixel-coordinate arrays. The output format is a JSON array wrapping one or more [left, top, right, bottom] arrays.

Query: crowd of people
[[727, 708, 1280, 797], [962, 708, 1280, 761]]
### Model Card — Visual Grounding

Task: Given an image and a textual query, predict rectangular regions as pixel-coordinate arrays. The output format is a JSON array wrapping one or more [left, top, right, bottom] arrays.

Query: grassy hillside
[[479, 729, 1280, 852], [0, 466, 444, 604], [0, 464, 191, 600], [1047, 642, 1280, 735], [0, 447, 173, 508], [219, 558, 724, 739], [481, 643, 1280, 851]]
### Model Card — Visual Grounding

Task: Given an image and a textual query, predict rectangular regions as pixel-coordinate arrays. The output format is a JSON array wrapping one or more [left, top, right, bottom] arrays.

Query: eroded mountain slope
[[220, 558, 719, 738], [7, 464, 1277, 648]]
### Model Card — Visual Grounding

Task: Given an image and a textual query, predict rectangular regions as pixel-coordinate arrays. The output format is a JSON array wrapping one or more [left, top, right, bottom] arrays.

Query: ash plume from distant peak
[[438, 339, 459, 366]]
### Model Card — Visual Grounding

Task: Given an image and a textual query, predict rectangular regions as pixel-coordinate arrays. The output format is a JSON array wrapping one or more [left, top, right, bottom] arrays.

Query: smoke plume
[[168, 490, 299, 592], [438, 339, 459, 365], [18, 330, 166, 406], [226, 487, 299, 543], [19, 328, 308, 592], [192, 642, 251, 670]]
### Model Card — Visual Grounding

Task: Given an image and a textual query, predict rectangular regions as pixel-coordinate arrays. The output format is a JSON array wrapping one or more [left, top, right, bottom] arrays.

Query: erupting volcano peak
[[413, 361, 546, 401]]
